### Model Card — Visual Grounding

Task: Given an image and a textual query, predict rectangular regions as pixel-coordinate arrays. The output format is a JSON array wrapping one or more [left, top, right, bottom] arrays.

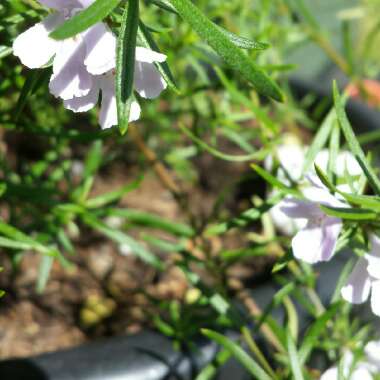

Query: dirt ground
[[0, 139, 272, 359]]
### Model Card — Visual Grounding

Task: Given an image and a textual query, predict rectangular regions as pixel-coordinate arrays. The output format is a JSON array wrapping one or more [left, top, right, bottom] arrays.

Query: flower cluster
[[267, 138, 380, 317], [13, 0, 167, 129], [321, 340, 380, 380]]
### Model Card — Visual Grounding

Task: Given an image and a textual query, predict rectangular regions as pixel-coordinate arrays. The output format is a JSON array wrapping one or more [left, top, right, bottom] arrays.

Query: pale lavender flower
[[13, 0, 116, 101], [265, 138, 361, 236], [280, 179, 344, 264], [341, 234, 380, 317], [63, 47, 167, 129], [13, 1, 168, 129]]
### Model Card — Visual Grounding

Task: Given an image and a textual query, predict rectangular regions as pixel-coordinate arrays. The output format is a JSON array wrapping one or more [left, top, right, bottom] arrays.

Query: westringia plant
[[2, 0, 380, 378]]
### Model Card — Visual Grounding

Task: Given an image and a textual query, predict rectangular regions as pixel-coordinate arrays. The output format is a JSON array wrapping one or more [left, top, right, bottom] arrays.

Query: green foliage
[[116, 0, 139, 134], [1, 0, 380, 378]]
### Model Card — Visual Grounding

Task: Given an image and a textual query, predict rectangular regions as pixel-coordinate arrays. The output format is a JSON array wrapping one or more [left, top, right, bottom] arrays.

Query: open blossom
[[13, 0, 116, 101], [341, 234, 380, 317], [64, 47, 167, 129], [320, 341, 380, 380], [280, 179, 344, 264], [13, 1, 168, 129], [265, 138, 361, 236]]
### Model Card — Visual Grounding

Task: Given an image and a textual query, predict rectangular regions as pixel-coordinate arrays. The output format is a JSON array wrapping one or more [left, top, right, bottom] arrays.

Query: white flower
[[13, 0, 116, 101], [264, 139, 307, 235], [13, 1, 168, 129], [320, 340, 380, 380], [365, 340, 380, 369], [341, 234, 380, 317], [63, 47, 167, 129], [63, 70, 141, 129], [280, 179, 344, 264], [265, 138, 361, 236]]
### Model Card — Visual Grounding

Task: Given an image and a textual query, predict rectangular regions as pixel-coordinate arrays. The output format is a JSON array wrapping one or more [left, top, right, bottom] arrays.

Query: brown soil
[[0, 142, 273, 359]]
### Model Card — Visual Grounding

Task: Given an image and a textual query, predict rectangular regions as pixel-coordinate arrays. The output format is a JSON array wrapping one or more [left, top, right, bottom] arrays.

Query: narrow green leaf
[[110, 208, 194, 237], [337, 192, 380, 212], [0, 221, 49, 254], [299, 302, 341, 364], [168, 0, 283, 101], [333, 83, 380, 195], [82, 213, 164, 270], [116, 0, 139, 134], [195, 349, 231, 380], [15, 69, 48, 121], [147, 0, 178, 15], [328, 121, 340, 182], [83, 140, 103, 178], [0, 46, 12, 59], [314, 164, 336, 193], [251, 164, 300, 197], [206, 193, 282, 236], [302, 104, 340, 174], [202, 329, 272, 380], [85, 179, 141, 208], [0, 183, 6, 197], [330, 260, 355, 304], [36, 255, 54, 293], [0, 236, 35, 251], [50, 0, 122, 40], [180, 124, 269, 162], [287, 330, 305, 380], [320, 205, 377, 220], [216, 26, 269, 50], [284, 297, 298, 342]]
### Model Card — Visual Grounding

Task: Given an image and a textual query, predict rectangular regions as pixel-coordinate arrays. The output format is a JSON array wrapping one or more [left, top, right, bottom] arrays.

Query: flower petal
[[99, 92, 140, 129], [351, 367, 373, 380], [63, 84, 99, 112], [320, 367, 338, 380], [302, 186, 344, 208], [37, 0, 72, 10], [365, 234, 380, 280], [319, 217, 342, 261], [292, 224, 323, 263], [270, 199, 307, 236], [49, 37, 92, 100], [341, 258, 371, 304], [292, 216, 341, 263], [98, 73, 141, 129], [78, 0, 96, 8], [99, 88, 117, 129], [83, 23, 116, 75], [280, 197, 320, 219], [365, 340, 380, 368], [135, 47, 166, 63], [129, 100, 141, 122], [370, 280, 380, 316], [13, 14, 62, 69], [336, 151, 362, 177], [134, 61, 167, 99]]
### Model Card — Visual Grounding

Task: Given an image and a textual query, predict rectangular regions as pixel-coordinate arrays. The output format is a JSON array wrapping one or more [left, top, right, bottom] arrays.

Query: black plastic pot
[[1, 73, 379, 380]]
